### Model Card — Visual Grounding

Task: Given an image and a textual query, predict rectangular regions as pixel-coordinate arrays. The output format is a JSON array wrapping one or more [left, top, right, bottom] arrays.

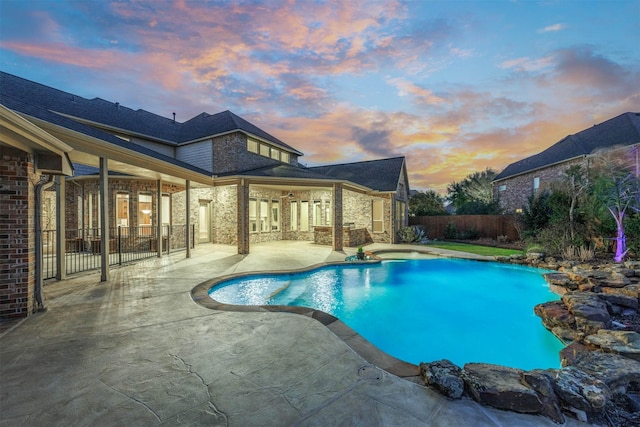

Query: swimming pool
[[208, 258, 564, 370]]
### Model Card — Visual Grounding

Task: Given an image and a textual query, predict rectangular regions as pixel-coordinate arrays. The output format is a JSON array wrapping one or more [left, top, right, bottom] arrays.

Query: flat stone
[[584, 330, 640, 361], [463, 363, 543, 414], [543, 273, 576, 290], [563, 292, 611, 332], [602, 284, 640, 299], [599, 292, 639, 310], [567, 350, 640, 395], [521, 370, 565, 424], [560, 342, 592, 367], [534, 301, 576, 331], [420, 360, 464, 399], [553, 367, 611, 419]]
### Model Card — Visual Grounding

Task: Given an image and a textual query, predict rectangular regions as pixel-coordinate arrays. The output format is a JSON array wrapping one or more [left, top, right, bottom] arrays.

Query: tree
[[590, 148, 640, 262], [409, 190, 447, 216], [560, 165, 589, 242], [447, 168, 501, 214]]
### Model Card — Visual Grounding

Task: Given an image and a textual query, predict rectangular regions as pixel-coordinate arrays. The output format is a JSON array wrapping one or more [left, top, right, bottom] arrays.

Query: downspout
[[34, 175, 55, 312]]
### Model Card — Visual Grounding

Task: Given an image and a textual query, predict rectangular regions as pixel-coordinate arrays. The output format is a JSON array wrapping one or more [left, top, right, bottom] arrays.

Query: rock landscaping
[[419, 255, 640, 426]]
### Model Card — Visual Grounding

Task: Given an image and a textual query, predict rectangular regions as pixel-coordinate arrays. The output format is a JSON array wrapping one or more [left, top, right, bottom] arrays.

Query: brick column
[[237, 179, 250, 254], [99, 157, 109, 282], [185, 180, 191, 258], [0, 147, 36, 318], [156, 179, 162, 258], [332, 183, 343, 251], [55, 175, 66, 279]]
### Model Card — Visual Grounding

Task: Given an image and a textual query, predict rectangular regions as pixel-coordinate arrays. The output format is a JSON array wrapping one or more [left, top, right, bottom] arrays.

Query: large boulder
[[584, 330, 640, 362], [565, 350, 640, 395], [599, 292, 639, 311], [521, 370, 565, 424], [563, 292, 611, 334], [419, 360, 464, 399], [534, 300, 576, 331], [553, 367, 611, 422], [462, 363, 543, 414], [543, 273, 577, 292]]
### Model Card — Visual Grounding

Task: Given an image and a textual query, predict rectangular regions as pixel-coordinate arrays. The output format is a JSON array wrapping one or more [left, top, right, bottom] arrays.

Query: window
[[300, 201, 309, 231], [247, 138, 258, 153], [290, 201, 298, 231], [260, 144, 270, 157], [270, 148, 280, 160], [533, 177, 540, 193], [138, 194, 152, 235], [116, 193, 129, 227], [271, 200, 280, 231], [313, 201, 322, 226], [249, 199, 257, 232], [325, 201, 331, 226], [499, 185, 507, 191], [281, 152, 290, 164], [260, 200, 269, 232], [372, 200, 384, 233]]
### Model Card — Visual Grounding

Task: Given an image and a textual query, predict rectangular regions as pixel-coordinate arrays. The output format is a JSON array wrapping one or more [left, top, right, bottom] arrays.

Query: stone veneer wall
[[342, 189, 392, 244], [494, 158, 586, 213], [0, 147, 39, 319], [213, 185, 237, 245]]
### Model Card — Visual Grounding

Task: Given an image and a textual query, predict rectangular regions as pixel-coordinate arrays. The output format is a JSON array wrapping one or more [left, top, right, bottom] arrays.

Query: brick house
[[0, 71, 410, 319], [493, 112, 640, 213]]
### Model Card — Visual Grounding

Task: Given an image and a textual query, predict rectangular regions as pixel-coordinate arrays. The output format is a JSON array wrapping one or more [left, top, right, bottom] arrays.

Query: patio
[[0, 242, 586, 426]]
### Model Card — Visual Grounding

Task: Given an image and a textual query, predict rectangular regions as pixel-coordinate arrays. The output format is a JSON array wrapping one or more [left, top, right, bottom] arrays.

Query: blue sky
[[1, 0, 639, 192]]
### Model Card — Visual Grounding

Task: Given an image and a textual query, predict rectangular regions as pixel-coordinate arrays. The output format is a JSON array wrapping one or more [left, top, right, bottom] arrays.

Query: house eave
[[0, 104, 74, 176]]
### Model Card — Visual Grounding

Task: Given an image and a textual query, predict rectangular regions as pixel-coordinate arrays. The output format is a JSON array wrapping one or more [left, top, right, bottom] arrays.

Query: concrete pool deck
[[0, 242, 589, 426]]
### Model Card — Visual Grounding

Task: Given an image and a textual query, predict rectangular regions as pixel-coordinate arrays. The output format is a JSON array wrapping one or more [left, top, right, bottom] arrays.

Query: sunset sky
[[1, 0, 639, 192]]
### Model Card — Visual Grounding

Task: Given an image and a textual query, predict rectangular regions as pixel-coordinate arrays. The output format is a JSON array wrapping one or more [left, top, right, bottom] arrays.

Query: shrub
[[398, 226, 428, 244], [458, 226, 480, 240], [444, 222, 457, 239]]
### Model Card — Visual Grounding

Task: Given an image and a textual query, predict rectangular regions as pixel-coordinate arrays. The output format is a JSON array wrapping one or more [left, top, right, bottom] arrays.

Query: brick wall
[[494, 158, 586, 213], [0, 146, 38, 319]]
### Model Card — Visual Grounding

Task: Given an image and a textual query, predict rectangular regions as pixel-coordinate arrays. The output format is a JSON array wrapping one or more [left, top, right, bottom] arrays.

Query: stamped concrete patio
[[0, 242, 588, 426]]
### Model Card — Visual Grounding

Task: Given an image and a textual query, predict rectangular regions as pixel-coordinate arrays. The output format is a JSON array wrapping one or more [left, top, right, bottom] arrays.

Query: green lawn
[[424, 241, 523, 257]]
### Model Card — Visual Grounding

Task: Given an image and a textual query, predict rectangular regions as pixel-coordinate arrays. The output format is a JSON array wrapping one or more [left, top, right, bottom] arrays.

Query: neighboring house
[[493, 112, 640, 213], [0, 71, 410, 319]]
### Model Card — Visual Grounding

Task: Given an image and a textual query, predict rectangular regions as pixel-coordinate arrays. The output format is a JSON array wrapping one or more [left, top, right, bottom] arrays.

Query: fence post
[[118, 226, 122, 265]]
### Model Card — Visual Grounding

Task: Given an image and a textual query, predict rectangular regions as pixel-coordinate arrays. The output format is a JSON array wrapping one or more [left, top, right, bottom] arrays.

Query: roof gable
[[495, 112, 640, 181], [0, 71, 301, 153]]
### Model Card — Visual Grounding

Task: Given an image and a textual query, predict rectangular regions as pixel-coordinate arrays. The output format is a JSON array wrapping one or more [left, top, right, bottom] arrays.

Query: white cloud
[[538, 23, 567, 33]]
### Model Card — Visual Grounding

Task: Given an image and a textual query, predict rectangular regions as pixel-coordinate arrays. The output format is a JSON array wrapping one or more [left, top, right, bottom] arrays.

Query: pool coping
[[191, 248, 500, 382]]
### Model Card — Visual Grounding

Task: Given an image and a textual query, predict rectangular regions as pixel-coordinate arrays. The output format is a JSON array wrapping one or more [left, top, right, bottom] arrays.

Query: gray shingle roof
[[0, 71, 301, 154], [309, 157, 406, 192], [495, 112, 640, 181], [223, 157, 407, 192], [0, 91, 211, 176]]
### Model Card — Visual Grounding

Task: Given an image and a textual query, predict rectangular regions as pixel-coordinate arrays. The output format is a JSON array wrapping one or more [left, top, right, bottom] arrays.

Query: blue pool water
[[209, 258, 564, 370]]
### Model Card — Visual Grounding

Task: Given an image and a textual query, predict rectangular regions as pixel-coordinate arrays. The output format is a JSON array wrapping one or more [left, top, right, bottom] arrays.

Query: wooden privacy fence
[[409, 215, 520, 241]]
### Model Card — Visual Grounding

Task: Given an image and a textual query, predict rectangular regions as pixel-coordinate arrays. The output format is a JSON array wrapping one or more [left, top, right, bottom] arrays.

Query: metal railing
[[42, 224, 196, 280]]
